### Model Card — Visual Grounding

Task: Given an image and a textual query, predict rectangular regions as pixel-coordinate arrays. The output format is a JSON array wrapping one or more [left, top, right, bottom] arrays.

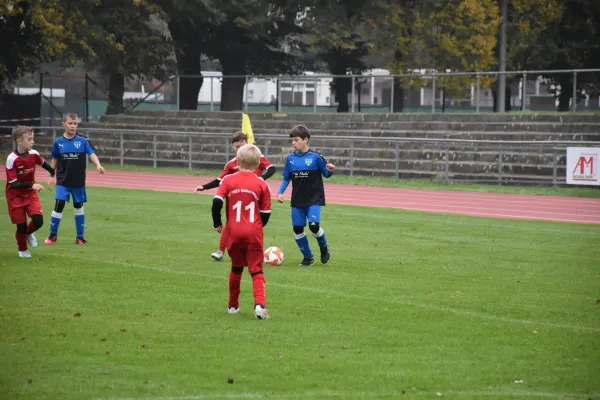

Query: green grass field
[[1, 185, 599, 400]]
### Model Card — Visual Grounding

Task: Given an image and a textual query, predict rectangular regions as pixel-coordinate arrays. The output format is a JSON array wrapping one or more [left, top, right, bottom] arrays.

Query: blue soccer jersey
[[279, 150, 332, 207], [51, 133, 95, 187]]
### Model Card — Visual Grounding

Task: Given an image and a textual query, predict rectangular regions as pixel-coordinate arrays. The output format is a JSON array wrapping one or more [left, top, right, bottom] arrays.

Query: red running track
[[23, 169, 599, 225]]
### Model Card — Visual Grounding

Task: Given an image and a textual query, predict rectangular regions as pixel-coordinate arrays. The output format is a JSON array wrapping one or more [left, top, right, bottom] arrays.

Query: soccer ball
[[264, 246, 284, 266]]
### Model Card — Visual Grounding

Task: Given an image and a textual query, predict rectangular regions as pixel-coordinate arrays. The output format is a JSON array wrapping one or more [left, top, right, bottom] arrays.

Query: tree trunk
[[392, 78, 404, 112], [220, 59, 245, 111], [106, 71, 125, 115], [332, 77, 351, 112], [557, 76, 573, 112], [392, 49, 404, 112], [169, 19, 203, 110], [492, 85, 512, 112], [177, 51, 203, 110]]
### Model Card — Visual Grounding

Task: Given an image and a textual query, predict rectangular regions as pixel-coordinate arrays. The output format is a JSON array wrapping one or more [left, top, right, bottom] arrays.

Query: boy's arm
[[89, 153, 105, 174], [277, 156, 291, 198], [318, 155, 335, 178], [259, 182, 272, 226], [211, 197, 224, 231], [262, 165, 276, 180]]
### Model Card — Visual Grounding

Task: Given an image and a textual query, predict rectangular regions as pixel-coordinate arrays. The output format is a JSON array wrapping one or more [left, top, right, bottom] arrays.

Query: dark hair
[[231, 131, 248, 143], [290, 125, 310, 140]]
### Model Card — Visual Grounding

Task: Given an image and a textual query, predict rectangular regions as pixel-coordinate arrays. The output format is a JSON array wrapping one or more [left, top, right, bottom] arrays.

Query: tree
[[0, 1, 72, 88], [308, 0, 371, 112], [67, 0, 172, 114], [204, 0, 308, 111], [490, 0, 563, 111], [155, 0, 220, 110], [419, 0, 501, 110], [535, 0, 600, 111]]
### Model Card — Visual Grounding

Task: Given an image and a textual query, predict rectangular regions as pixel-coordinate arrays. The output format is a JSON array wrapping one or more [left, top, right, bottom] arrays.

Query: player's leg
[[25, 195, 43, 248], [72, 186, 87, 244], [227, 243, 245, 313], [9, 204, 31, 257], [212, 224, 227, 261], [46, 185, 69, 244], [307, 205, 330, 264], [247, 243, 268, 320], [291, 207, 314, 266]]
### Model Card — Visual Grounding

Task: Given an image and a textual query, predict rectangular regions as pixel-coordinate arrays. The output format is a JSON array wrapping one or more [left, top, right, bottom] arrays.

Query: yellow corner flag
[[242, 113, 255, 144]]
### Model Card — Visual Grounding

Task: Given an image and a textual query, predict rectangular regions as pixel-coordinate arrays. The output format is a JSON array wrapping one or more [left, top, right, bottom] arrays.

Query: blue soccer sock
[[294, 233, 313, 259], [75, 207, 85, 238], [312, 227, 328, 250], [50, 211, 63, 236]]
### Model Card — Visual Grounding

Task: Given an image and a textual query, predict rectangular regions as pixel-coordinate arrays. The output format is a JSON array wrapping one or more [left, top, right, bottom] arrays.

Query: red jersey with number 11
[[215, 171, 271, 247]]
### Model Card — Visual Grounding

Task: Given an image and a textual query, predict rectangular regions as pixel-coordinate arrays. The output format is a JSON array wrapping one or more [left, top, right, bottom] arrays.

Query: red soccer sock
[[26, 221, 38, 235], [228, 271, 243, 308], [251, 272, 266, 307], [15, 232, 28, 251]]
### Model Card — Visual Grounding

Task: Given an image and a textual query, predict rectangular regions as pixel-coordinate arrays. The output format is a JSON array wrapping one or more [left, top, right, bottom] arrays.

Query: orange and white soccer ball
[[264, 246, 284, 266]]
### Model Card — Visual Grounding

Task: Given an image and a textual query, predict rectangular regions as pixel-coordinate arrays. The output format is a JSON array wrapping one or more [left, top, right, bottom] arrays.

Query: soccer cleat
[[75, 237, 87, 245], [44, 235, 57, 245], [254, 305, 269, 320], [299, 257, 315, 267], [27, 233, 38, 248], [211, 250, 224, 261], [18, 250, 32, 258], [228, 307, 240, 314], [320, 246, 331, 264]]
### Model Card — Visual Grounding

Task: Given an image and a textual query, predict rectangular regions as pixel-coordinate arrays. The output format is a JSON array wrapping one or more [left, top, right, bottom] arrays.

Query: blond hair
[[12, 125, 33, 144], [237, 144, 262, 171]]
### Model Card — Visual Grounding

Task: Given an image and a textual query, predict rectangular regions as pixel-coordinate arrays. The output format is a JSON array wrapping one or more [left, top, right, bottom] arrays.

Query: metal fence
[[5, 126, 596, 186], [3, 68, 600, 126]]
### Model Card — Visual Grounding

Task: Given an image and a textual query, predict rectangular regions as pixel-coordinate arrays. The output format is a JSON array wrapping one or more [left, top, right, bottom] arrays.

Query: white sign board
[[566, 147, 600, 186]]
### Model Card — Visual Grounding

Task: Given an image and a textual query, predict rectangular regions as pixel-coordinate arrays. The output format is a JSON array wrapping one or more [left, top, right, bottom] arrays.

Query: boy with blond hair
[[45, 113, 105, 245], [195, 131, 275, 261], [5, 126, 55, 257], [212, 144, 272, 319]]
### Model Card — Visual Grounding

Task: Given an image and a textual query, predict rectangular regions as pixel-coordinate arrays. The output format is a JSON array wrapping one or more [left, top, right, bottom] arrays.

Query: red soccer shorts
[[227, 241, 264, 274], [6, 195, 43, 224]]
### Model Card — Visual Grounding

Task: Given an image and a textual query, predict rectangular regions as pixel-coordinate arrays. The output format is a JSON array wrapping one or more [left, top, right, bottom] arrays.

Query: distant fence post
[[390, 76, 395, 113], [444, 143, 450, 183], [313, 77, 318, 113], [210, 77, 214, 111], [188, 136, 193, 171], [552, 147, 558, 185], [522, 72, 527, 111], [153, 134, 157, 168], [572, 71, 577, 112], [244, 76, 249, 111], [120, 132, 124, 167], [476, 74, 480, 113], [432, 74, 436, 113], [498, 147, 503, 186], [349, 140, 354, 177], [395, 141, 400, 180], [351, 76, 355, 113]]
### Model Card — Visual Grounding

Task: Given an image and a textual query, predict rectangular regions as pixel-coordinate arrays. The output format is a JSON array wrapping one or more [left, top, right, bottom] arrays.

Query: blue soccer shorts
[[291, 205, 321, 227], [55, 185, 87, 203]]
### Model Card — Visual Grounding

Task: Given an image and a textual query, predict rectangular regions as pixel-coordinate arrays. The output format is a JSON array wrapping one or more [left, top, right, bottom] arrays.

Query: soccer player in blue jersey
[[277, 125, 335, 266], [45, 113, 105, 245]]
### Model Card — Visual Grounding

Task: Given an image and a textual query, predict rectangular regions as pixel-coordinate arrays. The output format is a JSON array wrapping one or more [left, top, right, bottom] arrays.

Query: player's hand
[[48, 177, 56, 191], [97, 165, 105, 174], [194, 185, 205, 192], [214, 225, 222, 233], [277, 194, 285, 203], [326, 163, 336, 172], [32, 183, 44, 192]]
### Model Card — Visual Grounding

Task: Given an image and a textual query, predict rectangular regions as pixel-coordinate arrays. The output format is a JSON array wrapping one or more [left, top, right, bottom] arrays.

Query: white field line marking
[[62, 255, 599, 332], [97, 388, 600, 400]]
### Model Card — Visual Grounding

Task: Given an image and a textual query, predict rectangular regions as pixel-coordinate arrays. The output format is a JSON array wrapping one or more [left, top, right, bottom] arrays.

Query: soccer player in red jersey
[[5, 126, 55, 258], [211, 144, 272, 320], [195, 131, 275, 262]]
